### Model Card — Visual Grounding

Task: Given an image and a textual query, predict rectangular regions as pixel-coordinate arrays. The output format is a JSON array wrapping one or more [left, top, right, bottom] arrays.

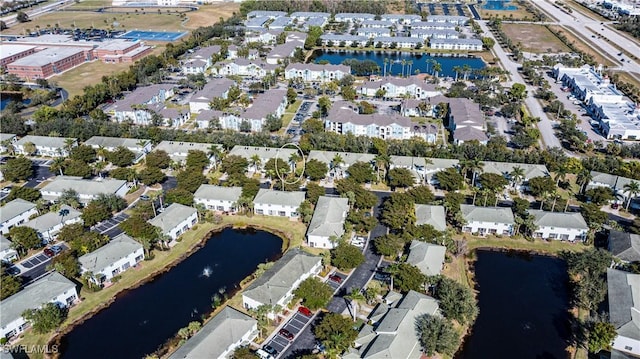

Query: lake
[[456, 250, 571, 358], [60, 228, 283, 359], [312, 49, 486, 78]]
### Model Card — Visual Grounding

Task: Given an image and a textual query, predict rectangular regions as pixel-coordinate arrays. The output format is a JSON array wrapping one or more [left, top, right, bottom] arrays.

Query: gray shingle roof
[[529, 210, 588, 230], [461, 205, 515, 224], [41, 176, 127, 198], [228, 146, 296, 162], [0, 133, 16, 142], [243, 248, 321, 305], [609, 230, 640, 262], [0, 272, 75, 327], [286, 63, 351, 74], [360, 291, 439, 359], [307, 196, 349, 238], [1, 198, 36, 222], [307, 150, 374, 167], [406, 240, 446, 276], [169, 306, 257, 359], [84, 136, 149, 150], [148, 203, 197, 234], [79, 233, 142, 273], [190, 78, 235, 104], [254, 189, 305, 208], [415, 204, 446, 231], [482, 161, 549, 180], [194, 185, 243, 202], [15, 135, 76, 149], [153, 141, 219, 162], [607, 268, 640, 341], [242, 89, 287, 120], [453, 126, 488, 142], [328, 101, 413, 127], [390, 156, 459, 171], [24, 205, 81, 233]]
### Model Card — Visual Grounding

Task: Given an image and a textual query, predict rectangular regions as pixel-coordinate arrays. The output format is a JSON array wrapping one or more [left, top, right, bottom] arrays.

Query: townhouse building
[[358, 76, 439, 99], [14, 135, 77, 157], [284, 63, 351, 83], [253, 189, 305, 218], [40, 176, 129, 204], [79, 233, 144, 285], [107, 84, 175, 125], [188, 78, 235, 113], [148, 203, 198, 241], [529, 210, 589, 242], [219, 89, 287, 132], [306, 196, 349, 249], [24, 205, 82, 243], [607, 268, 640, 358], [426, 15, 469, 25], [429, 38, 483, 51], [460, 205, 515, 236], [0, 198, 38, 235], [194, 185, 243, 213], [181, 45, 221, 74], [153, 141, 218, 166], [227, 146, 297, 173], [84, 136, 151, 163]]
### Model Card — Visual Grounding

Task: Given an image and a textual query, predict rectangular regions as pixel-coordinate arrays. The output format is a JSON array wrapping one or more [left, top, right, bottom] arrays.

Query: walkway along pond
[[311, 49, 486, 78], [456, 249, 571, 358], [58, 228, 283, 359]]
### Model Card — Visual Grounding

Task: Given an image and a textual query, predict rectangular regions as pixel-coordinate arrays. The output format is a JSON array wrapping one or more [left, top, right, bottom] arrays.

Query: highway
[[1, 0, 75, 27], [476, 20, 562, 149], [531, 0, 640, 80]]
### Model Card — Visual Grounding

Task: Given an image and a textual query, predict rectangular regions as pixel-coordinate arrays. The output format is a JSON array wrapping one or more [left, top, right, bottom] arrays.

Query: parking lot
[[20, 252, 51, 269], [93, 213, 129, 237], [263, 311, 313, 357], [286, 100, 315, 138], [326, 271, 347, 291]]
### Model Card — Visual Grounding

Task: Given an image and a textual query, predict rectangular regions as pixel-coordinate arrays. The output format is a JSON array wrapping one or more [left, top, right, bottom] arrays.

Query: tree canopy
[[415, 314, 460, 356], [2, 157, 33, 182], [346, 162, 374, 183], [387, 167, 415, 189], [22, 303, 67, 334], [388, 263, 425, 293], [145, 150, 171, 169], [8, 226, 41, 255], [6, 186, 41, 202], [305, 159, 328, 181], [561, 248, 613, 311], [331, 243, 365, 271], [434, 168, 464, 191], [431, 276, 478, 325], [293, 277, 333, 310], [314, 313, 358, 354]]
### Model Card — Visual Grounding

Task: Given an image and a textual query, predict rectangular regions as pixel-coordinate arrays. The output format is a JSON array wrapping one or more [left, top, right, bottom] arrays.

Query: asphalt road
[[24, 161, 54, 188], [92, 212, 129, 239], [16, 243, 69, 284], [281, 191, 388, 358], [162, 176, 178, 192]]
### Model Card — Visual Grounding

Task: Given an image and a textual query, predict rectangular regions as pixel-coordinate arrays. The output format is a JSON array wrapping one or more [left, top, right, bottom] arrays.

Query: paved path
[[477, 20, 562, 149]]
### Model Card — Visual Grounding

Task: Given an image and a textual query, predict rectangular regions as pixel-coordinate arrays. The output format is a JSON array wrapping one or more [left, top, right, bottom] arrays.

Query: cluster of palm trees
[[379, 58, 442, 78], [452, 64, 473, 82]]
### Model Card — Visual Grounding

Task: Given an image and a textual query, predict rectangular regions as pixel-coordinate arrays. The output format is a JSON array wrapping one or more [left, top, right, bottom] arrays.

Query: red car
[[43, 248, 55, 257], [329, 274, 342, 284], [298, 306, 312, 317], [278, 328, 294, 340]]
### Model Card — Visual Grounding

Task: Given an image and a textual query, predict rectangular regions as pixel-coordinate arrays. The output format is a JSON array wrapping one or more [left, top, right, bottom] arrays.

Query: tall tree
[[415, 314, 460, 356], [293, 277, 333, 310], [2, 157, 33, 182], [313, 313, 358, 355]]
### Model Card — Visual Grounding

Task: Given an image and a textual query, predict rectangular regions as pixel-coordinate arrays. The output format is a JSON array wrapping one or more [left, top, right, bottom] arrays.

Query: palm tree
[[373, 154, 390, 183], [401, 59, 407, 77], [331, 153, 343, 178], [208, 145, 223, 170], [250, 154, 261, 173], [96, 146, 109, 162], [509, 166, 525, 189], [22, 141, 36, 155], [194, 202, 207, 221], [576, 169, 592, 194], [344, 288, 366, 322], [407, 60, 413, 77], [136, 140, 150, 153], [289, 153, 300, 173], [63, 138, 75, 155], [461, 158, 484, 186], [553, 166, 568, 186], [383, 58, 389, 77], [51, 157, 65, 176], [453, 65, 461, 81], [623, 181, 640, 211], [432, 61, 442, 78], [2, 140, 15, 155], [58, 208, 69, 224], [462, 64, 472, 81]]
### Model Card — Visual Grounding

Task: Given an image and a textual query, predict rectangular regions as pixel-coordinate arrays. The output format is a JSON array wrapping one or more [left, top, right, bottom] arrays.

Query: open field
[[464, 235, 589, 255], [548, 25, 616, 66], [481, 4, 534, 20], [54, 45, 164, 99], [501, 23, 571, 53], [183, 3, 239, 29], [5, 11, 187, 34]]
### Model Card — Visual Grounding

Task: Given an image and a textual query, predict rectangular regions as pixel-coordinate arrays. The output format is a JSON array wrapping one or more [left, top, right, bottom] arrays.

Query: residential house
[[0, 272, 77, 339], [24, 205, 82, 243], [216, 58, 277, 77], [319, 34, 369, 47], [0, 198, 38, 235], [306, 196, 349, 249], [325, 101, 423, 140], [41, 176, 128, 204], [78, 233, 144, 285], [153, 141, 219, 166], [358, 76, 440, 99], [219, 89, 287, 132], [411, 21, 457, 30], [156, 106, 191, 128], [411, 29, 460, 40], [429, 38, 483, 51], [181, 45, 221, 74], [607, 268, 640, 357], [284, 63, 351, 83], [529, 210, 589, 242], [389, 156, 459, 186], [148, 203, 198, 241], [426, 15, 469, 25], [195, 109, 225, 130], [245, 16, 270, 29], [0, 133, 17, 153], [380, 14, 422, 24], [107, 84, 175, 125], [290, 12, 330, 22], [334, 13, 376, 23], [242, 248, 321, 316], [246, 10, 287, 19], [447, 97, 487, 145], [0, 234, 18, 263], [415, 204, 446, 231], [406, 240, 446, 276], [188, 78, 235, 113], [360, 19, 396, 28], [84, 136, 151, 163], [253, 189, 305, 218], [482, 161, 549, 185], [227, 146, 297, 173], [194, 185, 242, 213], [307, 150, 374, 179], [265, 42, 298, 65], [608, 230, 640, 263], [348, 290, 440, 359], [374, 36, 424, 49], [269, 16, 292, 29], [357, 28, 392, 38], [460, 205, 515, 236], [588, 171, 637, 203], [14, 135, 77, 157], [168, 307, 258, 359], [244, 29, 282, 45]]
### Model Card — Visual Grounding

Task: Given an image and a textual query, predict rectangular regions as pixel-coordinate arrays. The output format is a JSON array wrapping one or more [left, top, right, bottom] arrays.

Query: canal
[[457, 250, 571, 358], [60, 228, 283, 359], [311, 49, 486, 78]]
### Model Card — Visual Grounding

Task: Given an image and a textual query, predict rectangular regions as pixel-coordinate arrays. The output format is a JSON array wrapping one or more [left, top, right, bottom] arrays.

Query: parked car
[[140, 194, 150, 201], [329, 274, 343, 284], [263, 345, 278, 356], [5, 266, 21, 276], [611, 203, 620, 209], [297, 306, 312, 317], [279, 328, 294, 340], [49, 245, 63, 255], [43, 248, 56, 257], [374, 272, 391, 282]]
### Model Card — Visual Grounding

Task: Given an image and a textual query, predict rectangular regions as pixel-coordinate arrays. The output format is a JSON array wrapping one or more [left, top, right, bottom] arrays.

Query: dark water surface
[[60, 228, 283, 359], [457, 250, 571, 359], [312, 49, 486, 78]]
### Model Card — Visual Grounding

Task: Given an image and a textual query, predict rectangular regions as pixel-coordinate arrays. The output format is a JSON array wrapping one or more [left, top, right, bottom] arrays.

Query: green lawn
[[221, 214, 307, 250], [278, 99, 302, 135], [464, 235, 589, 255]]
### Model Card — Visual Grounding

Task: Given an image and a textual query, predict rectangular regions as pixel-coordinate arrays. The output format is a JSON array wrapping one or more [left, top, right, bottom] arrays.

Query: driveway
[[162, 176, 177, 192], [280, 191, 388, 358], [92, 212, 129, 238], [263, 311, 314, 356], [15, 243, 69, 284], [24, 160, 54, 188]]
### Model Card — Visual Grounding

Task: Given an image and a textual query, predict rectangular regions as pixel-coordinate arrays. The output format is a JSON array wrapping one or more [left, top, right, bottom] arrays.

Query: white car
[[351, 239, 365, 247]]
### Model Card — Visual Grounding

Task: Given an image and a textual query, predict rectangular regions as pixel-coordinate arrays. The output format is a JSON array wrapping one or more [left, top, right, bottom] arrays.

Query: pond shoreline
[[46, 222, 291, 359]]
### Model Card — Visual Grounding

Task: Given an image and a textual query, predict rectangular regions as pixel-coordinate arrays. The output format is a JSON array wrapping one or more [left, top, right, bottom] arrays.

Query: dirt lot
[[502, 23, 570, 53], [183, 3, 240, 29]]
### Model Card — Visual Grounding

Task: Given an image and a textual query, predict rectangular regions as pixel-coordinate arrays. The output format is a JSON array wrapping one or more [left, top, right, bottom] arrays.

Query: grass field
[[464, 235, 589, 255], [183, 3, 240, 29], [501, 24, 571, 53], [548, 25, 616, 66], [481, 4, 534, 20]]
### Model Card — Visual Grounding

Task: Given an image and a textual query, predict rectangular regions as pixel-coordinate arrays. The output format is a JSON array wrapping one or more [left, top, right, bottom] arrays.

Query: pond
[[456, 250, 571, 359], [482, 0, 518, 11], [59, 228, 283, 359], [311, 49, 486, 78]]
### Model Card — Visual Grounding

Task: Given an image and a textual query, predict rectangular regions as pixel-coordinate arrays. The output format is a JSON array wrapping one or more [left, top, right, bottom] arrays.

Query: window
[[122, 262, 130, 270], [256, 209, 264, 215]]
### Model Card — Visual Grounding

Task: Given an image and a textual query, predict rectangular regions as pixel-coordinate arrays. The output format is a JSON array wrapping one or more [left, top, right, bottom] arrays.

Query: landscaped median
[[17, 214, 307, 358]]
